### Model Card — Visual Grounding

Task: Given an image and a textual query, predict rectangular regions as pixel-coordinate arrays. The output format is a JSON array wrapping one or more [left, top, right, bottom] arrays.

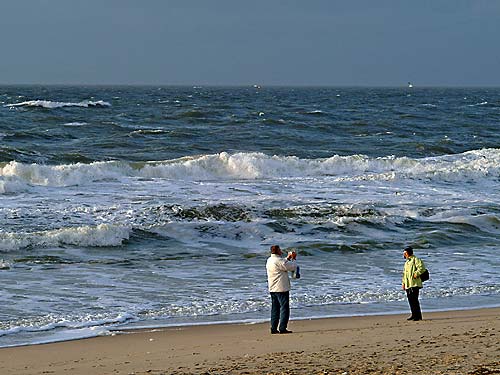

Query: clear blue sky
[[1, 1, 499, 86]]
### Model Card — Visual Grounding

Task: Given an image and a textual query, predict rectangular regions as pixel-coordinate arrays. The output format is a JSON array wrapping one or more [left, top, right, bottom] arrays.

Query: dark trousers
[[270, 291, 290, 332], [406, 287, 422, 320]]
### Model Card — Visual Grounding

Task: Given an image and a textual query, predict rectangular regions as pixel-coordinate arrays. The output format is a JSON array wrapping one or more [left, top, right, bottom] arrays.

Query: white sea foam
[[133, 148, 500, 182], [0, 312, 134, 339], [1, 148, 499, 189], [469, 101, 488, 106], [129, 129, 167, 136], [0, 224, 131, 251], [0, 160, 131, 188], [0, 177, 30, 194], [64, 122, 88, 126], [5, 100, 111, 109]]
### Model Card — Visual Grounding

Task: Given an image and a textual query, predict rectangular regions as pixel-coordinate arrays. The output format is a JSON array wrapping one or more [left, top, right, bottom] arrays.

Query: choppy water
[[1, 86, 499, 347]]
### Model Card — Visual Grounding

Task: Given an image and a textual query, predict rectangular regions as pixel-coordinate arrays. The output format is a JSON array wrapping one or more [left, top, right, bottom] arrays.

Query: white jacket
[[266, 254, 297, 292]]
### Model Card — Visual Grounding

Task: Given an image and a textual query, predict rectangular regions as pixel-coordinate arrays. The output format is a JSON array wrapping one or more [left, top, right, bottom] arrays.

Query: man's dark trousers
[[270, 291, 290, 332], [406, 287, 422, 320]]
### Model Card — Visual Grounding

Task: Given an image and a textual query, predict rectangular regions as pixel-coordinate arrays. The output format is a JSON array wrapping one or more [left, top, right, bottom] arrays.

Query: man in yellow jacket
[[402, 246, 426, 321]]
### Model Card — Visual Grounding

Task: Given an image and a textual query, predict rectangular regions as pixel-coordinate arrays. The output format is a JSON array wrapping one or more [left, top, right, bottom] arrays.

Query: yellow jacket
[[402, 255, 426, 289]]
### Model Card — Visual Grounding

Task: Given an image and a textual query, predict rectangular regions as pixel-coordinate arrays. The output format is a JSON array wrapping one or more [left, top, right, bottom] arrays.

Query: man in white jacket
[[266, 245, 298, 334]]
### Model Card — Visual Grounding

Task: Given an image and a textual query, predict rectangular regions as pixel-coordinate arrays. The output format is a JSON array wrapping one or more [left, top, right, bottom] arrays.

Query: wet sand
[[0, 308, 498, 374]]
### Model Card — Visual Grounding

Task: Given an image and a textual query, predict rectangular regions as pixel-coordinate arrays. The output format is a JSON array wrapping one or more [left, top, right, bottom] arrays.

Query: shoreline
[[0, 307, 498, 374], [114, 302, 500, 335], [3, 303, 500, 349]]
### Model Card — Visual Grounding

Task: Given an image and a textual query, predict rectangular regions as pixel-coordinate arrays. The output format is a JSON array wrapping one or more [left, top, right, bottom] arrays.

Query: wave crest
[[1, 148, 499, 190], [5, 100, 111, 109], [0, 224, 130, 251], [0, 161, 131, 188], [0, 177, 30, 194]]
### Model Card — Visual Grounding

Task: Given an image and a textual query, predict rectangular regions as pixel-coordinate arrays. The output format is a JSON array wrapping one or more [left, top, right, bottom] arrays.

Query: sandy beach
[[0, 308, 498, 375]]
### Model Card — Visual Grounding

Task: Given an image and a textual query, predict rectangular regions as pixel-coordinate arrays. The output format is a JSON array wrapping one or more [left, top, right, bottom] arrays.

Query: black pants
[[406, 287, 422, 320], [270, 291, 290, 332]]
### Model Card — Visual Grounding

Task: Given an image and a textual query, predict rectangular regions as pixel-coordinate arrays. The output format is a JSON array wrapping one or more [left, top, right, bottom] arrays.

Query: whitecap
[[63, 122, 88, 126], [0, 224, 131, 251], [0, 160, 131, 187], [5, 100, 111, 109], [129, 129, 167, 136], [0, 177, 30, 194], [468, 101, 488, 107], [306, 110, 324, 114], [1, 148, 499, 187]]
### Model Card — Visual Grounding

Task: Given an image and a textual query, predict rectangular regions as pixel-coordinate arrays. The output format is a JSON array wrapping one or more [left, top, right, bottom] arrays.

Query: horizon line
[[1, 83, 500, 89]]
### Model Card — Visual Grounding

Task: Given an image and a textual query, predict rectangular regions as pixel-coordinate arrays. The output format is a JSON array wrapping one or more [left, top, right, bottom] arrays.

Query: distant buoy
[[408, 82, 413, 88]]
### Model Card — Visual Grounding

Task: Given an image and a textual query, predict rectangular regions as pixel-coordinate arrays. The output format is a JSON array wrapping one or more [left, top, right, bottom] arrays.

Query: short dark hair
[[404, 246, 414, 255], [270, 245, 280, 254]]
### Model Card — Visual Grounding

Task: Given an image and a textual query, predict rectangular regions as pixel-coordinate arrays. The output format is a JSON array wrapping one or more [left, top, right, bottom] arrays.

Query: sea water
[[0, 86, 499, 347]]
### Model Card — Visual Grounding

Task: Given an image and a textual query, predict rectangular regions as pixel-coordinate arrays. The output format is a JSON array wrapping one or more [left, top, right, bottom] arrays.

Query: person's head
[[403, 246, 414, 259], [270, 245, 282, 256]]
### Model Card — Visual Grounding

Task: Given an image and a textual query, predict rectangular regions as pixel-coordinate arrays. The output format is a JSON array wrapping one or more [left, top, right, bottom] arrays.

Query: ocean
[[0, 86, 499, 347]]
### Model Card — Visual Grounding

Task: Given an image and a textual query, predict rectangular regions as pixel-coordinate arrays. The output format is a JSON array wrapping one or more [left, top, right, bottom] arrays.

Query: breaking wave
[[64, 122, 88, 126], [1, 148, 499, 190], [0, 224, 131, 251], [5, 100, 111, 109], [0, 177, 30, 194], [0, 160, 131, 188], [304, 109, 326, 115]]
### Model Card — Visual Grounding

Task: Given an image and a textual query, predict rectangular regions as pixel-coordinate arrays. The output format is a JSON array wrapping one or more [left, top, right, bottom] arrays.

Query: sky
[[1, 1, 499, 86]]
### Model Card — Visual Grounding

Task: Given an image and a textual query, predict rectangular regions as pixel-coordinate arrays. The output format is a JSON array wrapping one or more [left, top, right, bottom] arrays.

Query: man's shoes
[[271, 329, 279, 334], [407, 316, 415, 321], [413, 318, 422, 321], [279, 329, 293, 334]]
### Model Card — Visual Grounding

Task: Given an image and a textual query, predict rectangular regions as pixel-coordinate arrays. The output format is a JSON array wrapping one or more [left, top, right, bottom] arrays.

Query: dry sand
[[0, 308, 498, 375]]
